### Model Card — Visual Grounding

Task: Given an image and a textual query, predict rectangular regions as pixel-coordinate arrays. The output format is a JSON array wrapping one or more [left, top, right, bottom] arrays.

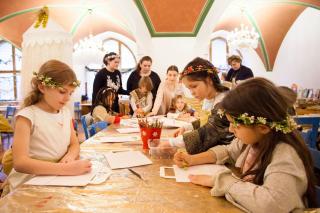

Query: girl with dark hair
[[147, 65, 183, 116], [174, 77, 317, 211], [91, 87, 123, 124], [126, 56, 161, 105], [162, 57, 233, 154], [92, 52, 128, 113]]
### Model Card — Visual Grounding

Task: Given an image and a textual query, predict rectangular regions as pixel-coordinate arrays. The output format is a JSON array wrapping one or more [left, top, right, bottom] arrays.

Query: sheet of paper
[[116, 127, 140, 134], [160, 117, 191, 128], [173, 164, 226, 182], [25, 159, 112, 186], [92, 136, 139, 143], [104, 151, 152, 169], [120, 118, 139, 127], [25, 172, 95, 186]]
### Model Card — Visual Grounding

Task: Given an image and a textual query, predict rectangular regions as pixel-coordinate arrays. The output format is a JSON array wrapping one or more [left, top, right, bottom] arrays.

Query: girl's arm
[[150, 82, 164, 115], [142, 92, 153, 113], [59, 120, 80, 163], [13, 116, 91, 176], [211, 144, 307, 213], [130, 95, 138, 112]]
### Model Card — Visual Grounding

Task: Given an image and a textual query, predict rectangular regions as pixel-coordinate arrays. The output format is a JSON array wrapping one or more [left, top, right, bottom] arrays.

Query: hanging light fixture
[[227, 24, 259, 49], [73, 9, 103, 52], [227, 7, 259, 50]]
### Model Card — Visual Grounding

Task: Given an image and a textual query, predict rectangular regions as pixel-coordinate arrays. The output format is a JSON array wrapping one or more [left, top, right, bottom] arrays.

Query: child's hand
[[178, 113, 191, 119], [173, 127, 185, 137], [136, 108, 144, 114], [188, 175, 214, 187], [65, 159, 92, 175], [174, 150, 192, 168], [59, 153, 79, 163], [146, 112, 156, 117]]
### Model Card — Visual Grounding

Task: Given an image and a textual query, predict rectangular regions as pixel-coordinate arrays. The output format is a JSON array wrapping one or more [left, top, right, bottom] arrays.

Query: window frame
[[0, 40, 20, 101]]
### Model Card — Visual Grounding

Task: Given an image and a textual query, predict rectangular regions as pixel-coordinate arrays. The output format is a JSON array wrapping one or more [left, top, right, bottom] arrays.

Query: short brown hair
[[138, 76, 153, 91], [228, 55, 242, 65]]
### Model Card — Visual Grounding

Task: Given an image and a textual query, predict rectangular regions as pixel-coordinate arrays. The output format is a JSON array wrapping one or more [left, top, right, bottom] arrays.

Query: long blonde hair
[[23, 60, 78, 108]]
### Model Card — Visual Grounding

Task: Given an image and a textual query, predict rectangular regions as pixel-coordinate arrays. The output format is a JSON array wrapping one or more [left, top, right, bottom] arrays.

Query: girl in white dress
[[7, 60, 91, 191]]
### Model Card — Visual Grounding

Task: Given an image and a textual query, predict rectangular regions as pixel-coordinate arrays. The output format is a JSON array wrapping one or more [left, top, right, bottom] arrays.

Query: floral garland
[[34, 6, 49, 28], [217, 109, 297, 134], [106, 54, 120, 60], [33, 72, 80, 88], [180, 64, 217, 79]]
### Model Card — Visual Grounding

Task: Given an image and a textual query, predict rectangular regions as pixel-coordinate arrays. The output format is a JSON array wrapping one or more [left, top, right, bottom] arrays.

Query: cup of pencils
[[138, 118, 163, 150]]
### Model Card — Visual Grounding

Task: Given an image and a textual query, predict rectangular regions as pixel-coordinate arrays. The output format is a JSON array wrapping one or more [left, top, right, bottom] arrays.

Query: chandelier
[[73, 33, 103, 52], [227, 23, 259, 50]]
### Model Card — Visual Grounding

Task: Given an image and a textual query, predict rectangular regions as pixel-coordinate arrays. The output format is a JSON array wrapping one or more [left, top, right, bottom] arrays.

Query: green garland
[[217, 109, 297, 134], [34, 6, 49, 28], [33, 72, 80, 88]]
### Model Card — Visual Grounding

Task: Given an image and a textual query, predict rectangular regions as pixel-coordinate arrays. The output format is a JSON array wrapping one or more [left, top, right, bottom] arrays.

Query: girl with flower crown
[[92, 52, 129, 113], [4, 60, 91, 193], [174, 78, 317, 212], [160, 58, 233, 154]]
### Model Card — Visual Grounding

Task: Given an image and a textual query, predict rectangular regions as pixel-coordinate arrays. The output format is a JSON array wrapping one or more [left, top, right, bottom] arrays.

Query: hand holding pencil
[[173, 149, 193, 168]]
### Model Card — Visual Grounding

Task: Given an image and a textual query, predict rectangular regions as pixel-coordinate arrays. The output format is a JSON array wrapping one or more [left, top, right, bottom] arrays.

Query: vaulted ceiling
[[0, 0, 319, 70]]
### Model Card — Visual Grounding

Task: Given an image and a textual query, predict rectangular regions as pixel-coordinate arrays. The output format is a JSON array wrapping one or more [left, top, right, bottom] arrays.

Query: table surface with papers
[[0, 123, 242, 213]]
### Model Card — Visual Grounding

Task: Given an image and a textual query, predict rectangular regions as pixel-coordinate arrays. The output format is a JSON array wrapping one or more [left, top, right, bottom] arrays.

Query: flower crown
[[180, 65, 217, 79], [106, 54, 120, 60], [33, 72, 80, 88], [217, 109, 297, 134]]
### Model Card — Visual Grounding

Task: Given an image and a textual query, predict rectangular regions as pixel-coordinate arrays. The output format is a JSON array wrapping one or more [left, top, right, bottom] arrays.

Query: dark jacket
[[92, 68, 128, 112], [183, 103, 234, 154], [225, 65, 253, 82]]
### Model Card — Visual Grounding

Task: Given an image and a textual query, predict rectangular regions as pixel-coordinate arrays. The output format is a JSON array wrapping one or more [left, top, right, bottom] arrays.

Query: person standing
[[92, 52, 128, 113], [225, 55, 253, 84], [126, 56, 161, 105]]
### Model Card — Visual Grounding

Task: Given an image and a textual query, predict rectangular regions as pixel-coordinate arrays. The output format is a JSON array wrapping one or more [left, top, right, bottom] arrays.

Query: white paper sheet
[[120, 118, 139, 127], [173, 164, 226, 182], [116, 127, 140, 134], [25, 172, 96, 186], [92, 136, 139, 143], [159, 117, 192, 129], [104, 151, 152, 169], [25, 161, 112, 186]]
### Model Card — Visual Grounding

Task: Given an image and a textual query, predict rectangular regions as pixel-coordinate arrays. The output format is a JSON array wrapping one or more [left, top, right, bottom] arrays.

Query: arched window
[[210, 37, 243, 78], [0, 40, 21, 101], [209, 37, 229, 73]]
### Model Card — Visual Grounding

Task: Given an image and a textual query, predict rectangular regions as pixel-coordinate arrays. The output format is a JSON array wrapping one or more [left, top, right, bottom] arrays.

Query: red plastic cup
[[140, 127, 162, 149]]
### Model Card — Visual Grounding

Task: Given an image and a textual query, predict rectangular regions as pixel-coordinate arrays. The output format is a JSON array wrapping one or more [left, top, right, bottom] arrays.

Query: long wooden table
[[0, 124, 242, 212]]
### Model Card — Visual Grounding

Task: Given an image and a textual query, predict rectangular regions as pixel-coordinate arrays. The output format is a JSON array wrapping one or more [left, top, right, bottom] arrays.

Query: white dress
[[7, 105, 71, 190]]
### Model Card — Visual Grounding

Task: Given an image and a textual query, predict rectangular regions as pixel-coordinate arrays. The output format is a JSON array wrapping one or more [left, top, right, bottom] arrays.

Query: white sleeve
[[143, 92, 153, 112], [151, 82, 164, 114], [168, 135, 185, 148], [167, 112, 179, 119]]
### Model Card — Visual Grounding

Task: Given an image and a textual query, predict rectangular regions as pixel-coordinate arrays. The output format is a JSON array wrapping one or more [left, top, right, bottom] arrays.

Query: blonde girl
[[8, 60, 91, 191], [167, 95, 195, 119]]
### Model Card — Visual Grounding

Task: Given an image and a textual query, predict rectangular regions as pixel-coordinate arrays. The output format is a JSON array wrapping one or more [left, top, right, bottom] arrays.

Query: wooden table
[[0, 124, 242, 212]]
